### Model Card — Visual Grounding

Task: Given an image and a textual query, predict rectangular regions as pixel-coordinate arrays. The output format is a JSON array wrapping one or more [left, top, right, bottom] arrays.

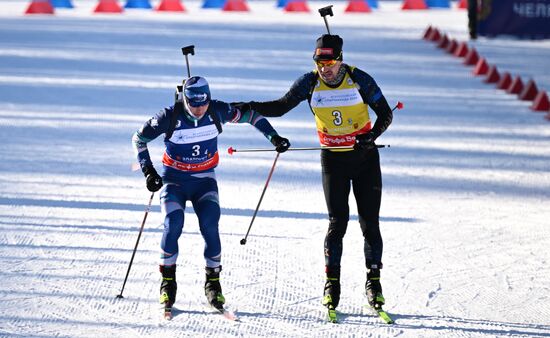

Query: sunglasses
[[315, 59, 339, 67], [185, 93, 209, 107]]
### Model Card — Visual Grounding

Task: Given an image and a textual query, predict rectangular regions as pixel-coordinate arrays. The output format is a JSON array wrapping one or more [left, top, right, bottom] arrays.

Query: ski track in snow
[[1, 0, 550, 337]]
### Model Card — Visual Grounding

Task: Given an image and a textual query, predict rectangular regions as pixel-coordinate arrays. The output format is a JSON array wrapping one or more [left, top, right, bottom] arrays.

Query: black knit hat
[[313, 34, 343, 61]]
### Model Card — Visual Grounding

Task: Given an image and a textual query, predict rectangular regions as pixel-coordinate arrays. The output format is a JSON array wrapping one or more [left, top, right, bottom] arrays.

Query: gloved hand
[[142, 165, 163, 192], [270, 135, 290, 153], [354, 132, 376, 150]]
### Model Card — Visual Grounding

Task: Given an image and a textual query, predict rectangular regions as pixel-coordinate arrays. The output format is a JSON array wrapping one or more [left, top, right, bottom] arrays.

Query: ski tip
[[223, 310, 239, 321], [162, 308, 173, 321], [363, 304, 395, 324], [376, 309, 395, 324], [208, 303, 239, 321]]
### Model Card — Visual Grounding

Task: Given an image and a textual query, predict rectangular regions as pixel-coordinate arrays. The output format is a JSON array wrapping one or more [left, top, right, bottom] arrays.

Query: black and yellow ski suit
[[246, 64, 393, 275]]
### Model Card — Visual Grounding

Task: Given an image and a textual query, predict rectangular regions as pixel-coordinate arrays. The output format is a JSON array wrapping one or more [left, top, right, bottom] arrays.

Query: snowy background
[[1, 0, 550, 337]]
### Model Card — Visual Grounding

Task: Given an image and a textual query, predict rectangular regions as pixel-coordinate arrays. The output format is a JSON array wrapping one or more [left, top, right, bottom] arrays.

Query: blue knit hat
[[184, 76, 211, 107]]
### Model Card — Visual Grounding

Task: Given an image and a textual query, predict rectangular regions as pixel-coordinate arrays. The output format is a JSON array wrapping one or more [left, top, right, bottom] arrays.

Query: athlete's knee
[[327, 216, 348, 239], [360, 218, 381, 238], [164, 208, 184, 239]]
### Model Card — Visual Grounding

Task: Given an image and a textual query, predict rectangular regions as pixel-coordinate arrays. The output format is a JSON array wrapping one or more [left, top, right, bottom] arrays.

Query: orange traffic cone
[[156, 0, 185, 11], [345, 0, 371, 12], [507, 76, 524, 94], [437, 34, 449, 49], [428, 28, 441, 42], [473, 57, 489, 76], [223, 0, 249, 11], [531, 91, 549, 112], [453, 42, 469, 57], [423, 25, 434, 39], [25, 0, 54, 14], [519, 79, 539, 101], [284, 0, 310, 12], [463, 47, 479, 65], [445, 39, 458, 54], [94, 0, 123, 12], [402, 0, 428, 10], [497, 72, 512, 90], [484, 65, 500, 83]]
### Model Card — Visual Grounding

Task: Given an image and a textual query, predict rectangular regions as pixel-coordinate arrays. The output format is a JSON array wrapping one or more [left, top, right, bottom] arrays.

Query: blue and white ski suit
[[132, 100, 280, 268]]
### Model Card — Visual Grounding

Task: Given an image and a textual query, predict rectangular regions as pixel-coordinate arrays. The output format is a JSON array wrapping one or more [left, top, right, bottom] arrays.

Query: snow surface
[[1, 0, 550, 337]]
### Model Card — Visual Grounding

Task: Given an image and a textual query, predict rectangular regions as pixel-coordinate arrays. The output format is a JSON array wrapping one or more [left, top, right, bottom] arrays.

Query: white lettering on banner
[[170, 124, 218, 144], [320, 134, 355, 145], [513, 2, 550, 18], [311, 88, 363, 108]]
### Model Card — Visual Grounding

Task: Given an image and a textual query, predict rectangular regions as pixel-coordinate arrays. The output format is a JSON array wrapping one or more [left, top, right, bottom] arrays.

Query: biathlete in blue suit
[[132, 76, 290, 312]]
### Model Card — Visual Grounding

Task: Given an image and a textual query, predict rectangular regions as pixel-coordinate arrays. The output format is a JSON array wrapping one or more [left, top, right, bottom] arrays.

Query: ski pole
[[228, 144, 389, 154], [229, 102, 403, 154], [318, 5, 334, 35], [240, 152, 280, 245], [116, 192, 155, 299]]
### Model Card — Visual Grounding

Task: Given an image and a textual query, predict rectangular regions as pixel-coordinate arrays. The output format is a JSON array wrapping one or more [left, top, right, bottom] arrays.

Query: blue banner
[[478, 0, 550, 39]]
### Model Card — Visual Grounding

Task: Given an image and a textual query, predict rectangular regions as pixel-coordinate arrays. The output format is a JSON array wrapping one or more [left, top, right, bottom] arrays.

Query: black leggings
[[321, 148, 383, 270]]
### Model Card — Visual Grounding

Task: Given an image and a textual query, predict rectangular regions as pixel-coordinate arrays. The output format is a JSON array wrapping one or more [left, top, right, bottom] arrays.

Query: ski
[[365, 304, 394, 324]]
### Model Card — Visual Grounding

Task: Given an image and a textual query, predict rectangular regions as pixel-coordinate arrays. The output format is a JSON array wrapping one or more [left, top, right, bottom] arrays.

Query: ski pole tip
[[240, 238, 247, 245], [116, 294, 124, 299], [228, 147, 234, 155], [397, 101, 404, 110]]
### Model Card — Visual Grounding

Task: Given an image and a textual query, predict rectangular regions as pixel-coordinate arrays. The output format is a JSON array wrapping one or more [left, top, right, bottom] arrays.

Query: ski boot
[[159, 265, 177, 320], [205, 266, 225, 312], [365, 267, 385, 309], [322, 266, 340, 323]]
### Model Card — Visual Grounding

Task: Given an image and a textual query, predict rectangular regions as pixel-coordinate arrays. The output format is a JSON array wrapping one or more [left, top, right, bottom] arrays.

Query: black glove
[[270, 135, 290, 153], [142, 165, 163, 192], [231, 102, 252, 114], [354, 132, 376, 150]]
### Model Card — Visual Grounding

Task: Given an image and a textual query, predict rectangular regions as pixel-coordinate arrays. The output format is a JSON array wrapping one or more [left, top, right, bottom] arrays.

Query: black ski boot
[[322, 266, 340, 323], [322, 266, 341, 308], [365, 267, 385, 309], [159, 265, 177, 319], [205, 266, 225, 311]]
